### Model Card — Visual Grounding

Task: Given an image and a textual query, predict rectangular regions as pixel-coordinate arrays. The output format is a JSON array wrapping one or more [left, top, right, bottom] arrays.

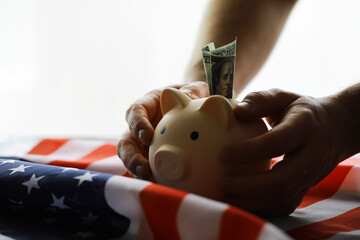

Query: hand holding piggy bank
[[149, 88, 271, 200]]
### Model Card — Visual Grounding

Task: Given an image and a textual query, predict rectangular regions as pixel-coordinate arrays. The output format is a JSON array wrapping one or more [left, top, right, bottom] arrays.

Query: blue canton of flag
[[0, 158, 130, 239]]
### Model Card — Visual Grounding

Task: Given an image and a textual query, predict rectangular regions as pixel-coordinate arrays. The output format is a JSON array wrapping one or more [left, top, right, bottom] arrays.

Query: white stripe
[[177, 194, 228, 240], [23, 139, 105, 164], [337, 165, 360, 194], [0, 233, 15, 240], [257, 223, 292, 240], [271, 165, 360, 231], [327, 229, 360, 239], [87, 155, 127, 175], [0, 137, 41, 157], [104, 176, 153, 240]]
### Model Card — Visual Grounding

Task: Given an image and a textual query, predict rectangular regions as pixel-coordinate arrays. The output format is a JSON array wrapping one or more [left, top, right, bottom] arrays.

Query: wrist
[[321, 86, 360, 160], [333, 84, 360, 155]]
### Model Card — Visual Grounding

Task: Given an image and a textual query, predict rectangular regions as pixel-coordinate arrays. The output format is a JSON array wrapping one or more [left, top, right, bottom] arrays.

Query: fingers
[[126, 105, 154, 145], [179, 81, 209, 99], [218, 158, 308, 216], [234, 88, 299, 121], [223, 186, 309, 217], [117, 131, 152, 179], [121, 81, 208, 178], [222, 117, 306, 164], [125, 82, 209, 145], [219, 151, 308, 198], [218, 147, 318, 216], [126, 90, 162, 145]]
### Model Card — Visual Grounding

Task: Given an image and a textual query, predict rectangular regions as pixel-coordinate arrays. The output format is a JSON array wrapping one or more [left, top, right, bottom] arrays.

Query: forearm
[[185, 0, 297, 93]]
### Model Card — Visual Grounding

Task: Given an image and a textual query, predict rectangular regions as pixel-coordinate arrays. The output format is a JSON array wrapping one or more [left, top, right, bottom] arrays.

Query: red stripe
[[298, 165, 352, 209], [287, 206, 360, 239], [139, 184, 187, 240], [49, 143, 117, 169], [27, 138, 70, 155], [218, 206, 265, 240], [122, 171, 132, 178]]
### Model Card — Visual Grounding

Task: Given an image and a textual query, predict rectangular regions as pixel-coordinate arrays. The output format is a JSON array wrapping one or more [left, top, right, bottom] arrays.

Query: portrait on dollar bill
[[210, 55, 235, 98]]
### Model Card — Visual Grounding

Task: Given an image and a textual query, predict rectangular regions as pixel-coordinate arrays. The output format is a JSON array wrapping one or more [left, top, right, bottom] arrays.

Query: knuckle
[[129, 118, 141, 133], [116, 139, 129, 163], [268, 88, 282, 95], [127, 153, 144, 171], [193, 81, 209, 95], [196, 80, 208, 89], [125, 104, 138, 122], [187, 85, 200, 95], [126, 110, 146, 134], [116, 140, 123, 157], [269, 88, 298, 99], [245, 91, 271, 104], [269, 88, 287, 102], [121, 155, 133, 172], [116, 137, 130, 158], [180, 83, 206, 98]]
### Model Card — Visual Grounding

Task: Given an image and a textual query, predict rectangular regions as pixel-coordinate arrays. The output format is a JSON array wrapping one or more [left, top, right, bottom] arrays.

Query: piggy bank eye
[[190, 131, 199, 140], [160, 126, 166, 134]]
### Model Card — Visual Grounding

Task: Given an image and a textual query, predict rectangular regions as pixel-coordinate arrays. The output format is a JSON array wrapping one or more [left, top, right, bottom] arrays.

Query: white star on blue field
[[0, 158, 130, 239]]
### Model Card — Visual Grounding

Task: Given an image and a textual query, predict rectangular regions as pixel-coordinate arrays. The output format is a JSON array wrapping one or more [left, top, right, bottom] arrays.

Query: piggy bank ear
[[161, 88, 191, 115], [199, 95, 233, 129]]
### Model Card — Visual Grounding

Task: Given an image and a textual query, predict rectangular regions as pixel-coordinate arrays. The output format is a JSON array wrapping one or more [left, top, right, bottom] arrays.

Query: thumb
[[234, 88, 299, 121], [179, 81, 210, 99]]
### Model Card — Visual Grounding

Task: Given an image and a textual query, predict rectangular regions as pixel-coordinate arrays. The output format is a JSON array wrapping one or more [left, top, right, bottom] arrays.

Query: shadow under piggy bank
[[149, 88, 271, 200]]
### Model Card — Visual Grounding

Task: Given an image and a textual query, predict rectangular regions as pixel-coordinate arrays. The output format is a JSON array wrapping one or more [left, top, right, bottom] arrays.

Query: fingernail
[[235, 102, 254, 121], [237, 102, 251, 110], [181, 90, 194, 98], [138, 129, 151, 144]]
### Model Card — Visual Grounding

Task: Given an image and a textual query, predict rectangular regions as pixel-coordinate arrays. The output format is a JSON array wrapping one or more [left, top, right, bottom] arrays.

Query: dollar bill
[[201, 39, 237, 98]]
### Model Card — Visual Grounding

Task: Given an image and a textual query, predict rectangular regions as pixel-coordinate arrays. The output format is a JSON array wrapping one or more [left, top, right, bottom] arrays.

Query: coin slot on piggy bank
[[149, 88, 271, 200]]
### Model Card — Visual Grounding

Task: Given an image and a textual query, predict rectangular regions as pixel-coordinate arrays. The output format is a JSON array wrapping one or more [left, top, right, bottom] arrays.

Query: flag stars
[[82, 212, 98, 225], [51, 194, 69, 209], [8, 164, 31, 175], [74, 172, 99, 187], [0, 159, 15, 165], [22, 174, 44, 194]]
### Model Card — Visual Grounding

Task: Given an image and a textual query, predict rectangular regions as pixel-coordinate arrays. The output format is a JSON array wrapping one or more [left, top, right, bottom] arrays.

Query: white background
[[0, 0, 359, 140]]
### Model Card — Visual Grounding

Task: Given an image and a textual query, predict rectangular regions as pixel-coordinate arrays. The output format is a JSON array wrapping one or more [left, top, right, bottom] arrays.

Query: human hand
[[219, 88, 353, 217], [117, 81, 209, 179]]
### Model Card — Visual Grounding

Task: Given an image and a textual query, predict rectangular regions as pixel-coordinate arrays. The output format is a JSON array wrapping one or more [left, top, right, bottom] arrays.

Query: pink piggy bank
[[149, 88, 271, 200]]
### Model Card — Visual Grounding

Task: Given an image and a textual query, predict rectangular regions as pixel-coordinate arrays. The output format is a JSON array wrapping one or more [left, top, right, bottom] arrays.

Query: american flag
[[0, 138, 359, 239]]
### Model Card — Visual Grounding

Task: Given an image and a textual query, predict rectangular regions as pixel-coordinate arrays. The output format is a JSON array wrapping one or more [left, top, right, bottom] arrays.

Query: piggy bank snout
[[152, 145, 188, 181]]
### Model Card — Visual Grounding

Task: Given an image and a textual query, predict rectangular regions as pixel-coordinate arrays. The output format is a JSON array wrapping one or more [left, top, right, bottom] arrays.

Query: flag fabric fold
[[0, 138, 359, 239], [0, 159, 129, 239]]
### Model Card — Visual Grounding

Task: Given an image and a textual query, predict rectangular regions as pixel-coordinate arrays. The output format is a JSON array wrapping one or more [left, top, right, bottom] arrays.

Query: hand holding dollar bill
[[201, 39, 237, 99]]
